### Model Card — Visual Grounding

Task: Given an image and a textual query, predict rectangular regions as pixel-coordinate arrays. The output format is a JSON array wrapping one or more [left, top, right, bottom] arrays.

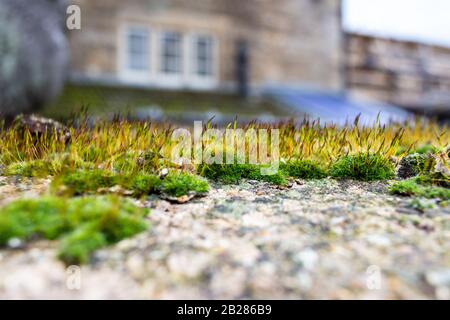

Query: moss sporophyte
[[0, 116, 448, 212], [170, 121, 281, 177], [1, 117, 448, 183]]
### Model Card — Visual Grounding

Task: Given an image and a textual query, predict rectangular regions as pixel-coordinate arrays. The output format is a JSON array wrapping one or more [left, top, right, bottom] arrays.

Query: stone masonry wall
[[346, 33, 450, 115]]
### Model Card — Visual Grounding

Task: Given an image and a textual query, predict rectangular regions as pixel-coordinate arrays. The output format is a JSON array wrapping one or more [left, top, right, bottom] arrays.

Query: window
[[119, 26, 218, 88], [126, 28, 150, 71], [195, 36, 214, 77], [161, 32, 182, 74]]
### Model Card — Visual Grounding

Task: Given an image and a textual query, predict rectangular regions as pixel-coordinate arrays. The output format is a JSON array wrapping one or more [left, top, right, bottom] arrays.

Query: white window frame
[[157, 31, 185, 88], [160, 31, 183, 75], [117, 25, 219, 90], [189, 33, 218, 89], [119, 25, 152, 84], [193, 35, 214, 77]]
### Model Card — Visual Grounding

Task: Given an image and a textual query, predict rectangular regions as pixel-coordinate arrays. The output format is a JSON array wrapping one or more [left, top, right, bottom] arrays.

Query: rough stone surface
[[0, 178, 449, 299], [14, 115, 71, 142], [0, 0, 68, 117], [396, 154, 423, 179]]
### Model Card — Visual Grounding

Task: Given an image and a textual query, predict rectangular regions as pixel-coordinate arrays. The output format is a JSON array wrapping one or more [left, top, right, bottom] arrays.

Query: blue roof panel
[[265, 87, 411, 125]]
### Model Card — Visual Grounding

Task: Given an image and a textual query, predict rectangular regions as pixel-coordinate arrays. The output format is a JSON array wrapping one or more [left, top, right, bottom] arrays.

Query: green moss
[[198, 163, 247, 184], [59, 196, 148, 264], [4, 155, 95, 178], [55, 169, 120, 195], [246, 166, 288, 185], [440, 200, 449, 208], [389, 179, 420, 196], [408, 198, 436, 213], [0, 206, 34, 245], [129, 173, 162, 197], [29, 199, 71, 240], [113, 151, 159, 174], [330, 153, 395, 181], [198, 163, 288, 185], [160, 172, 209, 197], [81, 145, 104, 163], [54, 169, 209, 198], [129, 172, 210, 198], [416, 174, 450, 188], [0, 195, 148, 264], [4, 160, 53, 178], [58, 224, 107, 265], [0, 197, 68, 244], [389, 178, 450, 201], [420, 186, 450, 200], [113, 152, 141, 174], [281, 159, 327, 179]]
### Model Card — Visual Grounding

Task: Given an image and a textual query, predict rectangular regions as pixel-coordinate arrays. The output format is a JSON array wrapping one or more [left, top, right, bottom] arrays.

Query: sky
[[342, 0, 450, 47]]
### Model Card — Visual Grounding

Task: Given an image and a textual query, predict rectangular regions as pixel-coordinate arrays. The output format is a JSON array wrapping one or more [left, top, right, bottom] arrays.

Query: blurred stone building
[[68, 0, 343, 92], [66, 0, 450, 119], [346, 34, 450, 117]]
